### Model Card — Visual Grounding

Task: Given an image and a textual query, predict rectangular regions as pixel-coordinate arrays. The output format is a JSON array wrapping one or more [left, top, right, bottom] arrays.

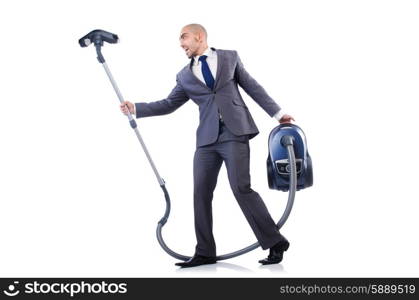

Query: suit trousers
[[193, 121, 284, 257]]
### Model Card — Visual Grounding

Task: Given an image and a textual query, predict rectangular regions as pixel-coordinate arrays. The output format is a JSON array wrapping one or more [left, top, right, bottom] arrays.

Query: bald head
[[179, 24, 209, 58], [182, 23, 207, 40]]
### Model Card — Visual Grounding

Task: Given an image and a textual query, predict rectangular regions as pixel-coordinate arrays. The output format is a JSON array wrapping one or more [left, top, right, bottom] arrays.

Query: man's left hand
[[279, 114, 295, 124]]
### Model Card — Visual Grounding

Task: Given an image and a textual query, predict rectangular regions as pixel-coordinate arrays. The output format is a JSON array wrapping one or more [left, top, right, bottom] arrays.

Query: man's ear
[[197, 32, 204, 43]]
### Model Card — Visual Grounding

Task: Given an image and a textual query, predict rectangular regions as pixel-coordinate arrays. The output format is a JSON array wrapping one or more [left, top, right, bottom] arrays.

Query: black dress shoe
[[259, 239, 290, 265], [175, 255, 217, 268]]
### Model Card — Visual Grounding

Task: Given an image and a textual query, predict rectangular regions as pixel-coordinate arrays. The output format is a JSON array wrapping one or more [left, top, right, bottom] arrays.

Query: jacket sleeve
[[234, 51, 281, 117], [135, 75, 189, 118]]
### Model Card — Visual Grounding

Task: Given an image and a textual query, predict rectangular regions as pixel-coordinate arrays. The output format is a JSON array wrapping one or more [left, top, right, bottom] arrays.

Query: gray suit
[[135, 49, 285, 256]]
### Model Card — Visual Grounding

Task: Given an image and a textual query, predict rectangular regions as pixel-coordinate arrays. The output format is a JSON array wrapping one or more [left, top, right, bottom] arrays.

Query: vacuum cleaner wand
[[78, 30, 165, 187]]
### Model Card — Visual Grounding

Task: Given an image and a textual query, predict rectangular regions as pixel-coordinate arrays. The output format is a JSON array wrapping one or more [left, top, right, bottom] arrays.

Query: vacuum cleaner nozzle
[[78, 29, 119, 48]]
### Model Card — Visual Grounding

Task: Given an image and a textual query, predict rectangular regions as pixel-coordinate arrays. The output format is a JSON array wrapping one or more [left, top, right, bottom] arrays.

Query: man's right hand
[[120, 101, 135, 115]]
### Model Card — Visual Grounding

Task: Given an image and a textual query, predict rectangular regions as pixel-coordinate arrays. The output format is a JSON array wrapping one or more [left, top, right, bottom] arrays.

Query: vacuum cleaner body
[[267, 123, 313, 191]]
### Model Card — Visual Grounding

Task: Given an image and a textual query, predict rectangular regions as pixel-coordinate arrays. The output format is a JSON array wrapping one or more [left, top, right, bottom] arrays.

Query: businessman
[[121, 24, 295, 268]]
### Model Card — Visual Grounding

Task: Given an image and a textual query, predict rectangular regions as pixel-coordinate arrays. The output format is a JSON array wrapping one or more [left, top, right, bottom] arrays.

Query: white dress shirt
[[132, 46, 285, 121], [192, 47, 218, 84]]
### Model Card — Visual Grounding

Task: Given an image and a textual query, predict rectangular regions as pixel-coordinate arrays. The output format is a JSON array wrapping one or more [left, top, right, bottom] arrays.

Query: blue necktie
[[199, 55, 215, 90]]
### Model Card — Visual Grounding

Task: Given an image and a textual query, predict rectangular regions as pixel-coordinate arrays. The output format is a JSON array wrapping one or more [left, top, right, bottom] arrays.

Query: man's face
[[179, 27, 201, 58]]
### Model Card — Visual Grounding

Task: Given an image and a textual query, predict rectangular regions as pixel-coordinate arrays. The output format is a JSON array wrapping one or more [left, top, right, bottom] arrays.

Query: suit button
[[213, 91, 216, 94]]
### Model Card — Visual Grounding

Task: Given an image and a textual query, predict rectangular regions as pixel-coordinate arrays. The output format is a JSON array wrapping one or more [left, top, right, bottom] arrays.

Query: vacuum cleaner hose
[[156, 140, 297, 261]]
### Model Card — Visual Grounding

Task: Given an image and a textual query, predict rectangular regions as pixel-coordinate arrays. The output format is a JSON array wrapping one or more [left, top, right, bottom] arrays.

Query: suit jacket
[[135, 48, 281, 147]]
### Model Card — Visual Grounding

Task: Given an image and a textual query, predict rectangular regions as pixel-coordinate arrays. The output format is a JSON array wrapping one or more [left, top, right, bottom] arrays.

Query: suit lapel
[[213, 48, 224, 90]]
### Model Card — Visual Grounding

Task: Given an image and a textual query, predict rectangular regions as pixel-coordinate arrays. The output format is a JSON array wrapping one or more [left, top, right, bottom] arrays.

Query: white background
[[0, 0, 418, 277]]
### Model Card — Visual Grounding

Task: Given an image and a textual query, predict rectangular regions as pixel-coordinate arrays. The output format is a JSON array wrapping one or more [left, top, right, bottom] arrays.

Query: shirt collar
[[193, 47, 213, 66]]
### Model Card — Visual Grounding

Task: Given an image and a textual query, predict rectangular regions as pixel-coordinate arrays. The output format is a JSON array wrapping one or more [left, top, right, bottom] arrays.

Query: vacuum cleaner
[[267, 124, 313, 192], [79, 29, 313, 261]]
